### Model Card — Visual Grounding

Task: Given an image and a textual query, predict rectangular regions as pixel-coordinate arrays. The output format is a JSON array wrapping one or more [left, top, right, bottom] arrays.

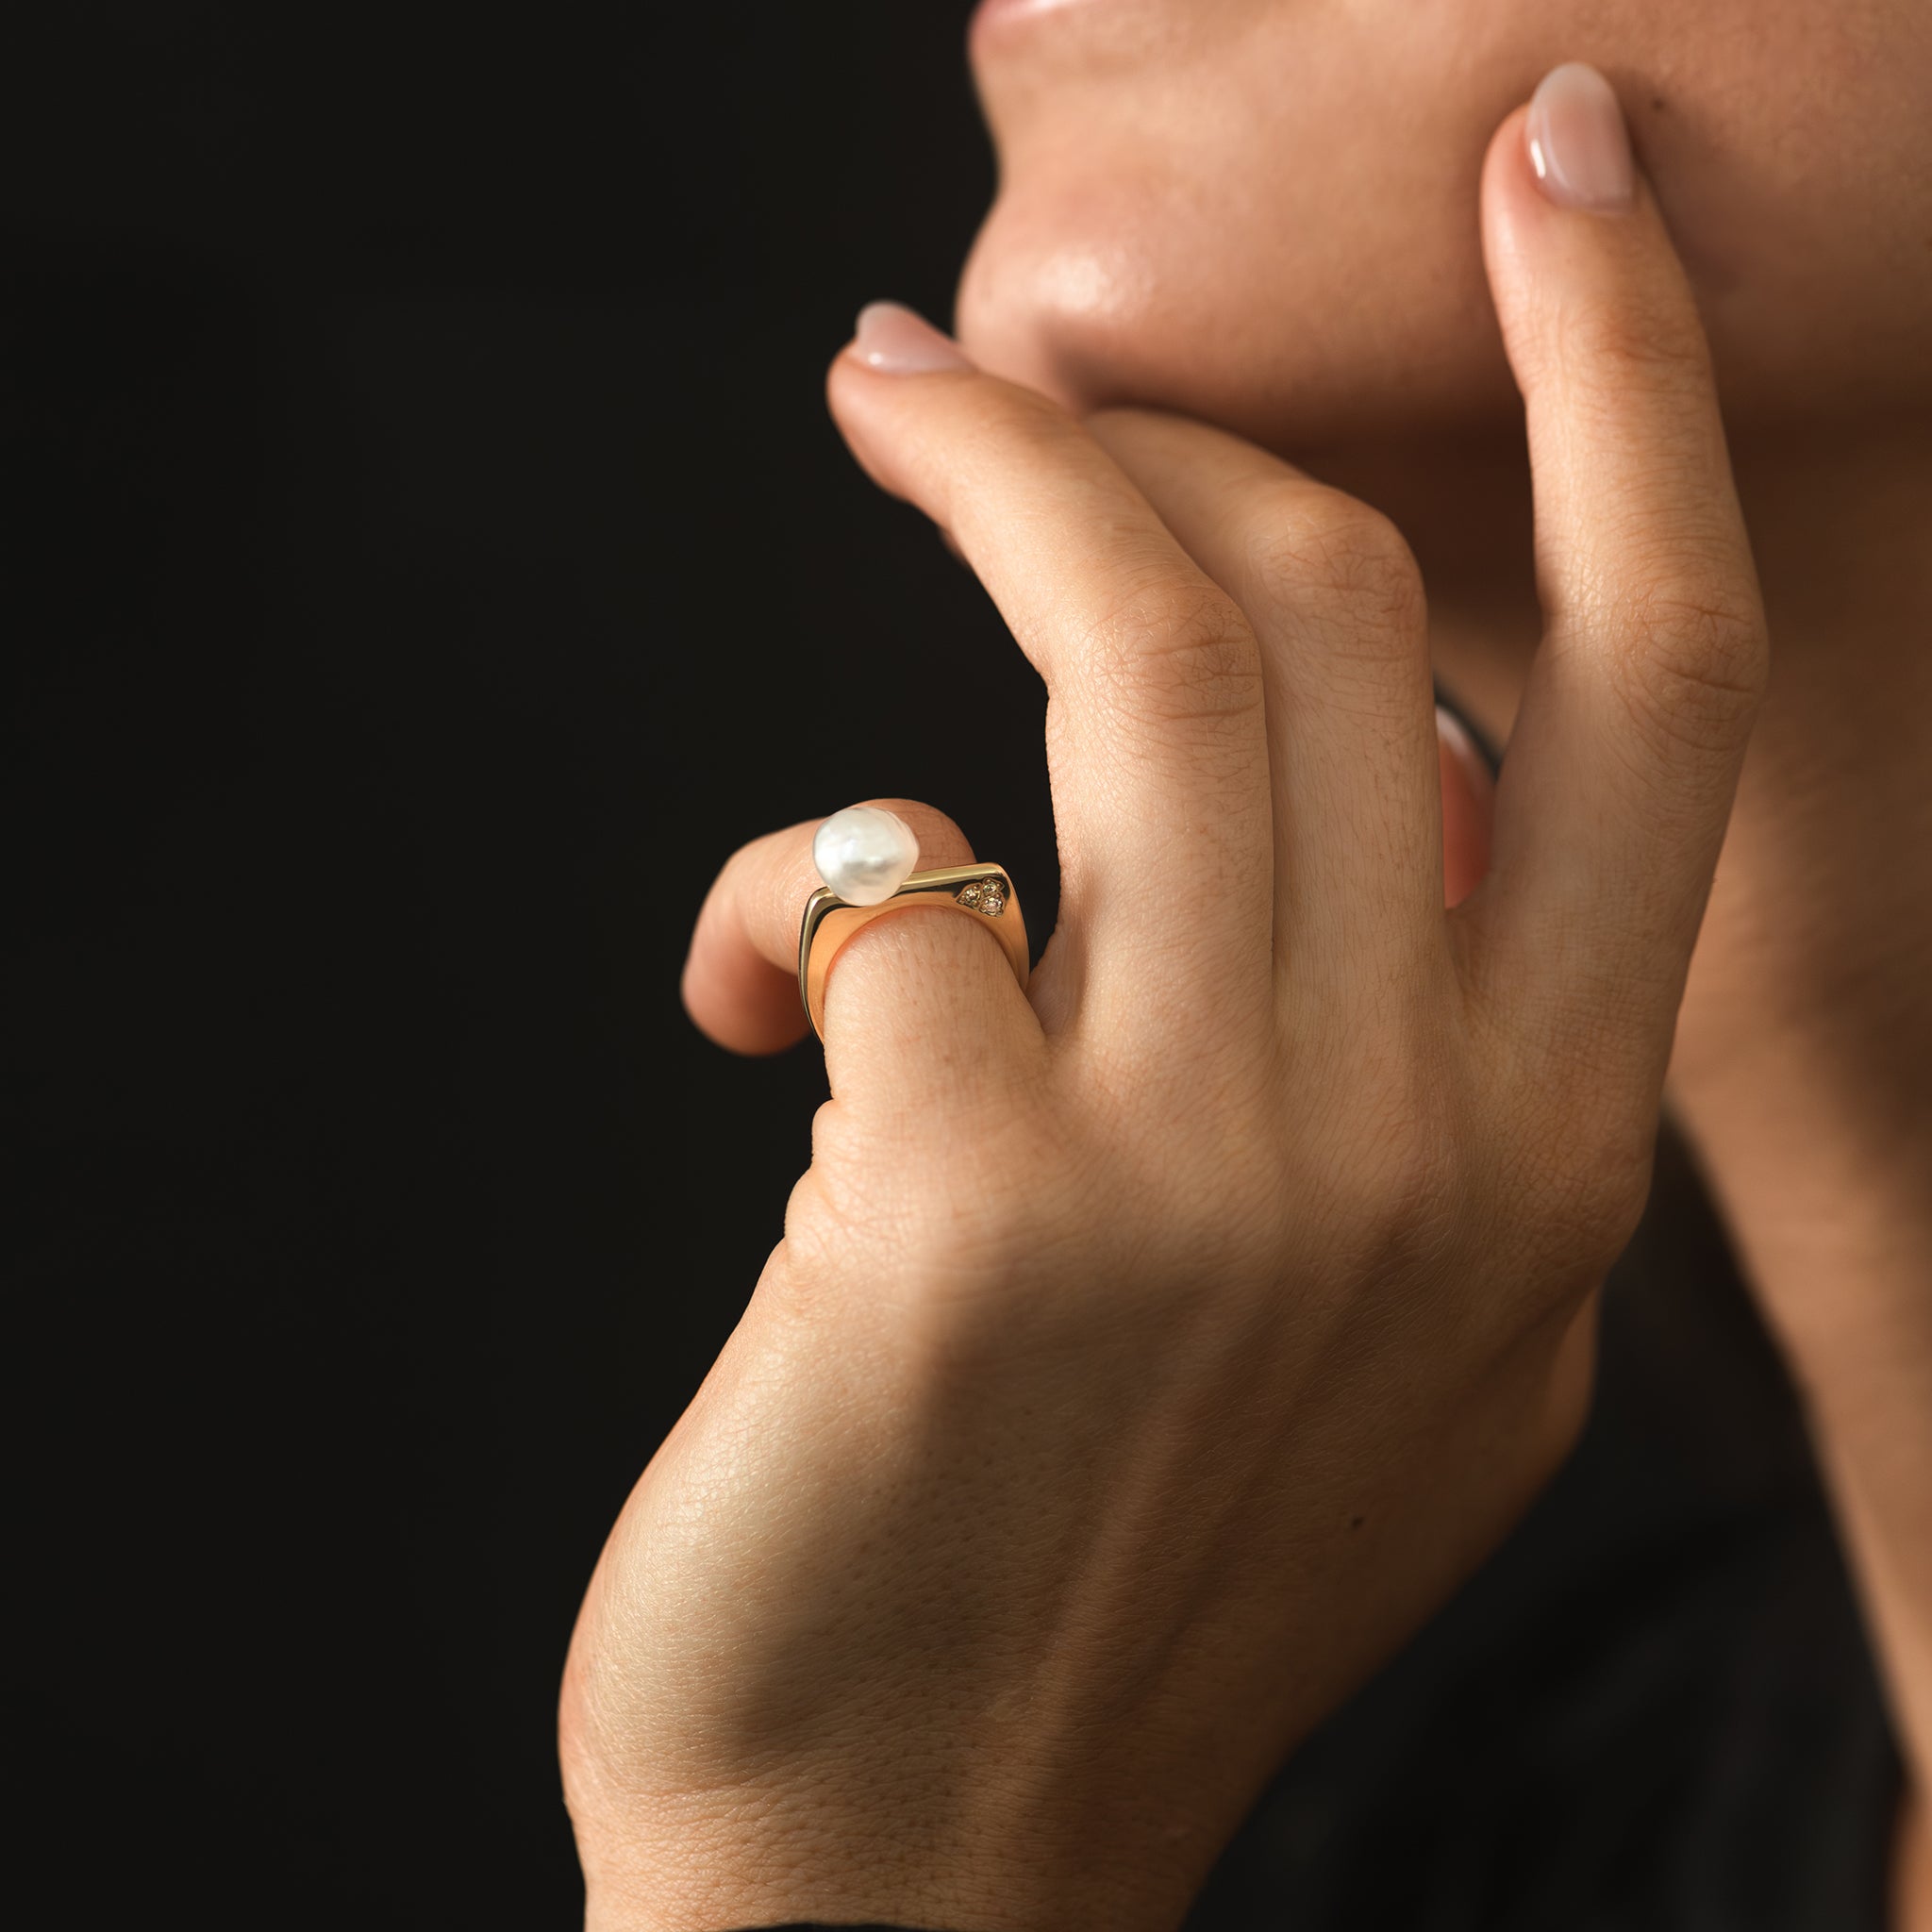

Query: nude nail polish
[[849, 301, 974, 374], [1525, 63, 1636, 213]]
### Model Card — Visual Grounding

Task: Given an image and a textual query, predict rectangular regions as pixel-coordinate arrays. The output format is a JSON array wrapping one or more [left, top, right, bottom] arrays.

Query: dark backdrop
[[5, 7, 1053, 1922]]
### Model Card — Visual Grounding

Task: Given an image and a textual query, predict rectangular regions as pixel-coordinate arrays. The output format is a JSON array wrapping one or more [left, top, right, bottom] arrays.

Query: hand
[[562, 79, 1766, 1932]]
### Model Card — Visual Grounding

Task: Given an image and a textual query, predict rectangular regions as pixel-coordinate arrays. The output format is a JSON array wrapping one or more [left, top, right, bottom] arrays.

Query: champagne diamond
[[958, 875, 1008, 916]]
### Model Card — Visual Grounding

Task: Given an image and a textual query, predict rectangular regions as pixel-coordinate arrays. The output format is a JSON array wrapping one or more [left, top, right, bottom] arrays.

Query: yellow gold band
[[797, 863, 1030, 1042]]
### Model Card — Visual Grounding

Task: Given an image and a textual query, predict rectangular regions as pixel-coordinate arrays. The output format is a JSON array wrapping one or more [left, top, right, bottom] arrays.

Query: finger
[[683, 799, 978, 1053], [682, 800, 1037, 1093], [1084, 408, 1441, 983], [1436, 705, 1495, 912], [827, 304, 1274, 1037], [1476, 67, 1768, 1066]]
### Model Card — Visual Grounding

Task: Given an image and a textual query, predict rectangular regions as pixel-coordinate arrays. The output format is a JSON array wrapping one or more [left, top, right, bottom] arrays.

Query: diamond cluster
[[956, 875, 1008, 917]]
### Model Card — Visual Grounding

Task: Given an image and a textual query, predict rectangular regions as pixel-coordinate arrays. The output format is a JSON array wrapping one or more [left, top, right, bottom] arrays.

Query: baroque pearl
[[812, 806, 920, 907]]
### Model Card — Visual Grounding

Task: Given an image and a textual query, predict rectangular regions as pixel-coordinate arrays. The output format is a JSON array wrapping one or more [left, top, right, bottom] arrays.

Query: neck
[[1415, 418, 1932, 1333]]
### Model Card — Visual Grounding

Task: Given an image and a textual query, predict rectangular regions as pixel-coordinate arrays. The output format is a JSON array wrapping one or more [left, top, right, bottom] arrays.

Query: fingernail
[[849, 301, 975, 375], [1525, 63, 1635, 213]]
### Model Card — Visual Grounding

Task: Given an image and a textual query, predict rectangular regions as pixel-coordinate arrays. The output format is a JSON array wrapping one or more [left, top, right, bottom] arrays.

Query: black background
[[6, 6, 1052, 1922], [8, 10, 1906, 1930]]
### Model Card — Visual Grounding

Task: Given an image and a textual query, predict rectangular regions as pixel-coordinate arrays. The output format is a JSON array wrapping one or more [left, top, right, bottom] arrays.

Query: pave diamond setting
[[956, 874, 1009, 917]]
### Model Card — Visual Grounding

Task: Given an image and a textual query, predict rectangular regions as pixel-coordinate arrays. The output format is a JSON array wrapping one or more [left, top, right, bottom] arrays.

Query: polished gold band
[[798, 863, 1030, 1043]]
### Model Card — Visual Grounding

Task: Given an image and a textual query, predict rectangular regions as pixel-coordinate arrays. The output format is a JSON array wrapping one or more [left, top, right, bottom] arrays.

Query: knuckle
[[1559, 1163, 1652, 1280], [1079, 571, 1264, 727], [1530, 1098, 1657, 1276], [1551, 288, 1713, 401], [1609, 578, 1768, 757], [1246, 489, 1427, 650], [858, 796, 974, 867], [1306, 1067, 1467, 1272], [791, 1100, 1083, 1299]]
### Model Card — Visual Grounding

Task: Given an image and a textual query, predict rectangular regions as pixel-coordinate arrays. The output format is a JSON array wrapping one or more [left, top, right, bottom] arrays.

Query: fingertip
[[826, 301, 975, 426], [1479, 72, 1710, 408], [846, 301, 975, 375], [1479, 101, 1593, 308], [1484, 66, 1638, 227], [1478, 103, 1533, 228], [825, 316, 956, 509], [1525, 63, 1636, 215], [680, 845, 818, 1056], [1481, 101, 1537, 199], [681, 924, 812, 1057], [1477, 106, 1546, 333]]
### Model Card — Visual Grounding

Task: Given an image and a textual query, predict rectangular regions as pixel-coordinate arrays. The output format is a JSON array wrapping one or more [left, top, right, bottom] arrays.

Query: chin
[[955, 176, 1522, 475], [952, 161, 1542, 605]]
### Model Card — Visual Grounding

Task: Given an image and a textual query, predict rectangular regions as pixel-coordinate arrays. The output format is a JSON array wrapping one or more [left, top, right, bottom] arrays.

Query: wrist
[[571, 1789, 1187, 1932]]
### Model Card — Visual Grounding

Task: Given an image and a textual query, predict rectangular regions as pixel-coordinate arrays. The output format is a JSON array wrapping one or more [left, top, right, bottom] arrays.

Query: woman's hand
[[563, 78, 1766, 1932]]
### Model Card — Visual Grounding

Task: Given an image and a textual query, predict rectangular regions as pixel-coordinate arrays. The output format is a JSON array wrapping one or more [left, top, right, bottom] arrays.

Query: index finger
[[1474, 69, 1768, 1072], [827, 307, 1276, 1043]]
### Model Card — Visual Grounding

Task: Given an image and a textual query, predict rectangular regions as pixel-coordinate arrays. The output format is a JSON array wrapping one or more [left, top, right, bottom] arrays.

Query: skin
[[565, 5, 1932, 1926], [958, 0, 1932, 436], [962, 2, 1932, 1919]]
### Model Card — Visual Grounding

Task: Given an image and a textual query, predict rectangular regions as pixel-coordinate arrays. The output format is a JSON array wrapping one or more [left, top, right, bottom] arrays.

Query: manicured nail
[[849, 301, 975, 374], [1525, 63, 1635, 213]]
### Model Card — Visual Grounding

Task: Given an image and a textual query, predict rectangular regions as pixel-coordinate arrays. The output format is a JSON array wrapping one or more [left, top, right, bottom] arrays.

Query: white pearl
[[812, 806, 920, 907]]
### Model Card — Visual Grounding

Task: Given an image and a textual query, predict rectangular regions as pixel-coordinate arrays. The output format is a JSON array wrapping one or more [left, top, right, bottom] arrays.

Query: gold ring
[[798, 863, 1030, 1042]]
